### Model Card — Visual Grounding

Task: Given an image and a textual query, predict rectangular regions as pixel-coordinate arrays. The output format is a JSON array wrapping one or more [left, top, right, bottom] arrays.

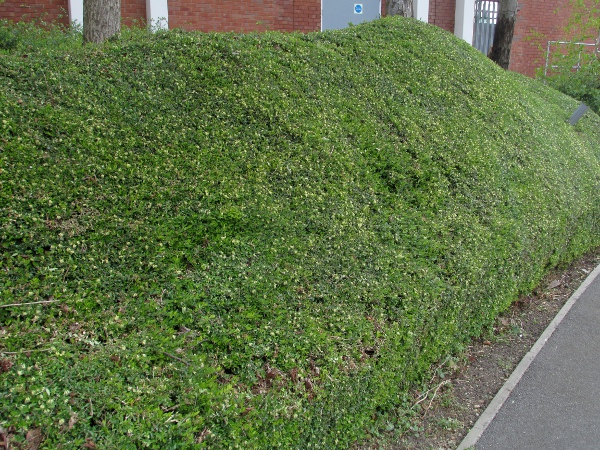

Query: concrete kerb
[[456, 261, 600, 450]]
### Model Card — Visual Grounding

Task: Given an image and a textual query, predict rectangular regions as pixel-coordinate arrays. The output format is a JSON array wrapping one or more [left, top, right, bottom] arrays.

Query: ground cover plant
[[1, 17, 599, 449], [545, 61, 600, 115]]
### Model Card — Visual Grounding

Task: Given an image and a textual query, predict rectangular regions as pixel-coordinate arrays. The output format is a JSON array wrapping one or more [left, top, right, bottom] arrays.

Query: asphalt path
[[458, 263, 600, 449]]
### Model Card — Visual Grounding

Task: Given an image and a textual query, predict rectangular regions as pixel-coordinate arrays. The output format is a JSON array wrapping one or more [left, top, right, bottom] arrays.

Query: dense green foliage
[[0, 19, 81, 54], [1, 18, 599, 448], [545, 60, 600, 115], [538, 0, 600, 114]]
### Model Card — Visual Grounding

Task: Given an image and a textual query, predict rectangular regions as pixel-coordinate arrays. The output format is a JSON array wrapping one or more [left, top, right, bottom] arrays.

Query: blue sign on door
[[323, 0, 378, 30]]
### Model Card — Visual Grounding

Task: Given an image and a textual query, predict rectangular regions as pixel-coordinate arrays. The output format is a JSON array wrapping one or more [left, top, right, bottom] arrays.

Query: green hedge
[[1, 17, 599, 448], [544, 60, 600, 115]]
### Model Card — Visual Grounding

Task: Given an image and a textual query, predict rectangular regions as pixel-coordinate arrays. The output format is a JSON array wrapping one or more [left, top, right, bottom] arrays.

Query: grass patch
[[1, 17, 599, 448]]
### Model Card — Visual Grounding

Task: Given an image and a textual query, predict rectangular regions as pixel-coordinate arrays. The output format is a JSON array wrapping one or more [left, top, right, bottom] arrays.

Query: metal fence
[[473, 0, 498, 55], [544, 40, 600, 76]]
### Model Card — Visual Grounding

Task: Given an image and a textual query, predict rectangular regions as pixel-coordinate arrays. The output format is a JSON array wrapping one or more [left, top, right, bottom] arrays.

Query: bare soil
[[361, 247, 600, 450]]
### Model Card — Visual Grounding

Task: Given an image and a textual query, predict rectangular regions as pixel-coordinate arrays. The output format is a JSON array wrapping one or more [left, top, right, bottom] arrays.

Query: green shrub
[[0, 17, 599, 448], [0, 23, 19, 50], [536, 0, 600, 114], [545, 61, 600, 115], [0, 19, 81, 54]]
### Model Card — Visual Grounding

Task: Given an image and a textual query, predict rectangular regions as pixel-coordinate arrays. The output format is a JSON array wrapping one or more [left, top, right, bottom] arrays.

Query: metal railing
[[544, 40, 599, 76]]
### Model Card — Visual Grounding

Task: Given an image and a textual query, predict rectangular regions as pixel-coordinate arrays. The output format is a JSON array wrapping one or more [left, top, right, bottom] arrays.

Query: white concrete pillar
[[454, 0, 475, 43], [413, 0, 430, 23], [68, 0, 84, 27], [147, 0, 169, 29]]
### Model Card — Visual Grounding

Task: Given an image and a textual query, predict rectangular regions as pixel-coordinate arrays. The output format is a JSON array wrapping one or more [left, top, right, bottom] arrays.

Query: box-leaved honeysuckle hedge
[[1, 16, 599, 449]]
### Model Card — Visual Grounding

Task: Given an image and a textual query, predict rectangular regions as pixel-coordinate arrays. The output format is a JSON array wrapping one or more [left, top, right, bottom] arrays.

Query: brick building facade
[[0, 0, 69, 25], [0, 0, 576, 77], [167, 0, 321, 33], [510, 0, 572, 76]]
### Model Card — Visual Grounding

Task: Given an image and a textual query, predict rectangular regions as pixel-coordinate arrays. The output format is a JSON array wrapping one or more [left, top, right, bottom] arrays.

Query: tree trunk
[[488, 0, 518, 69], [83, 0, 121, 44], [386, 0, 414, 18]]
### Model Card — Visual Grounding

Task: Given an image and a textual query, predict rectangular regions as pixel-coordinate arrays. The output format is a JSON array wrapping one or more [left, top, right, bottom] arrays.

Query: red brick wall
[[169, 0, 320, 33], [428, 0, 455, 33], [510, 0, 573, 77], [122, 0, 147, 27], [0, 0, 69, 26], [275, 0, 295, 31], [288, 0, 320, 32], [0, 0, 144, 28], [168, 0, 274, 32]]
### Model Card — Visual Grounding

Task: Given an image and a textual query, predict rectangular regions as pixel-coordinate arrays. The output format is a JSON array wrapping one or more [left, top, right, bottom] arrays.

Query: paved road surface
[[458, 264, 600, 449]]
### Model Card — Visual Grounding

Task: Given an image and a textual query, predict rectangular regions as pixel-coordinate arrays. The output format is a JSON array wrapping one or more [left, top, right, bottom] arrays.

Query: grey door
[[322, 0, 381, 31], [473, 0, 498, 54]]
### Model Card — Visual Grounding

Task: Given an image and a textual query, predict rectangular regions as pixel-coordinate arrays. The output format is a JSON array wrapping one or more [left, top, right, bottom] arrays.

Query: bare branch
[[0, 299, 60, 309], [163, 351, 190, 366]]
